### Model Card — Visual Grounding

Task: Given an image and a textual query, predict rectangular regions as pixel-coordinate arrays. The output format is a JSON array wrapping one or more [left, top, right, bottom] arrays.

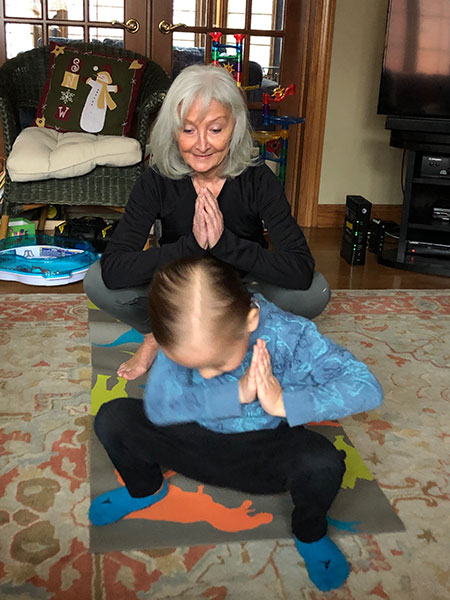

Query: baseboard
[[317, 204, 403, 228]]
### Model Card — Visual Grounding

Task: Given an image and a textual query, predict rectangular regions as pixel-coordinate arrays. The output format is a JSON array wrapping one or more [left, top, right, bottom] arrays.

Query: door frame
[[286, 0, 336, 227]]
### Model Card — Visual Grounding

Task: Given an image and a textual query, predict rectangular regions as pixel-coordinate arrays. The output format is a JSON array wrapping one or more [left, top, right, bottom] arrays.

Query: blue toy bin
[[0, 234, 100, 286]]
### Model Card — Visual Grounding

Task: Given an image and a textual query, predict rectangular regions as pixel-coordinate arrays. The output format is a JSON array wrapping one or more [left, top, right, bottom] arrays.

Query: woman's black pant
[[94, 397, 346, 543]]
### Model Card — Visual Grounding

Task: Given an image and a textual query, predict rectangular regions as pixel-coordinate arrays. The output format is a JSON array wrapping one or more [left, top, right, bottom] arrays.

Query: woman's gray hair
[[148, 64, 258, 179]]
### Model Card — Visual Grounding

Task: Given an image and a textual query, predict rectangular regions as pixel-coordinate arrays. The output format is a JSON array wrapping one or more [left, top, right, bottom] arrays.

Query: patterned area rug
[[1, 290, 449, 600]]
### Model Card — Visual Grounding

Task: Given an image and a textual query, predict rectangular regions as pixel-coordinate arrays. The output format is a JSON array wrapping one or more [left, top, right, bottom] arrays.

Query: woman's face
[[178, 97, 235, 178]]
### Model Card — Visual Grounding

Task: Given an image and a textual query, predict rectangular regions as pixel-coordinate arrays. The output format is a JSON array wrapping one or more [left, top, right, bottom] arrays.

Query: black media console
[[378, 120, 450, 277]]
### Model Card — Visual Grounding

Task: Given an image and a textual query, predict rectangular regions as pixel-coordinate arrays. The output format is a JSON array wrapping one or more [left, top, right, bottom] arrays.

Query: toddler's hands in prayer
[[239, 346, 257, 405], [254, 339, 286, 417]]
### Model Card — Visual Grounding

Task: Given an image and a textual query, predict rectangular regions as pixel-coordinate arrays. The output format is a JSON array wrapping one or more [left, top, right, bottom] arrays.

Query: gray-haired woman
[[84, 64, 330, 380]]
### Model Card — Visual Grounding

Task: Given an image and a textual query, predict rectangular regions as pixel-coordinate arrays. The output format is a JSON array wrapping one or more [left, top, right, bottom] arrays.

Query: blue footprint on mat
[[326, 516, 360, 532], [93, 328, 144, 347]]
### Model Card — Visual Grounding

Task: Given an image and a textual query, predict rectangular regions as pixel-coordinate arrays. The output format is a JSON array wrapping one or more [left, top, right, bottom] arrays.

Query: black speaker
[[340, 195, 372, 265]]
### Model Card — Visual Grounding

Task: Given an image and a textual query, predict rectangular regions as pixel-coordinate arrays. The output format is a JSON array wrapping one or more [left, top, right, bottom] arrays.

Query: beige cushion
[[7, 127, 142, 182]]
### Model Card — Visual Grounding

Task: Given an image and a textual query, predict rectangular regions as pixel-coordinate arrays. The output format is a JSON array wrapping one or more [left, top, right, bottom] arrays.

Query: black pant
[[94, 398, 346, 543]]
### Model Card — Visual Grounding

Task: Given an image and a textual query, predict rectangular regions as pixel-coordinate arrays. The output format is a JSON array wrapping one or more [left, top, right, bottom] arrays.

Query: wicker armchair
[[0, 43, 171, 238]]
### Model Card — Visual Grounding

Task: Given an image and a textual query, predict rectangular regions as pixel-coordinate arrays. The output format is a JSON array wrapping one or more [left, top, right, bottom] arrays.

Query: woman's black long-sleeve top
[[100, 163, 315, 290]]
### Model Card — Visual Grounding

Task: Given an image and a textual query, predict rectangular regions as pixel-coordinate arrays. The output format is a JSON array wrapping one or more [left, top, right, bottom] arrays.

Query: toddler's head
[[149, 256, 259, 378]]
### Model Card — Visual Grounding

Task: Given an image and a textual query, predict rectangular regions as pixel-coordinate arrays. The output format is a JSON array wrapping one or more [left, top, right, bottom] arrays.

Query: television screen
[[378, 0, 450, 119]]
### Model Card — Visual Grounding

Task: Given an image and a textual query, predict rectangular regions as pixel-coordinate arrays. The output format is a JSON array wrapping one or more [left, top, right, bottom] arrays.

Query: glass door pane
[[89, 27, 124, 45], [174, 0, 204, 27], [48, 25, 84, 44], [251, 0, 285, 30], [89, 0, 124, 22], [48, 0, 84, 21], [5, 0, 41, 18], [249, 36, 282, 84], [173, 34, 207, 78], [6, 23, 43, 58], [226, 0, 246, 29], [5, 0, 42, 19]]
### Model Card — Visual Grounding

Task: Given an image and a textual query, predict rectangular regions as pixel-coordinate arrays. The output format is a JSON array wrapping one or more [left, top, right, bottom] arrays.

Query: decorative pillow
[[7, 127, 142, 182], [34, 42, 147, 136]]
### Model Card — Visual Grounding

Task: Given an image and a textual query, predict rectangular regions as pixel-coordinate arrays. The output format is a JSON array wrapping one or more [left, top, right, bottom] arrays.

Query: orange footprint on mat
[[117, 471, 273, 532]]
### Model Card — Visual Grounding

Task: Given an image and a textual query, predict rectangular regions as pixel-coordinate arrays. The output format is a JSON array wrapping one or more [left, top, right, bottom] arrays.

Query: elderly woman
[[84, 64, 330, 380]]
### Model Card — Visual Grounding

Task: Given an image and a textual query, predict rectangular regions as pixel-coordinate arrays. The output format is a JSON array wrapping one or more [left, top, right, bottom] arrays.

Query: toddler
[[90, 256, 383, 592]]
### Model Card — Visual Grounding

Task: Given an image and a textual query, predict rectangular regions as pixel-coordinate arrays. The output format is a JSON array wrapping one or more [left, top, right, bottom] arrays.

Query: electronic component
[[368, 218, 385, 255], [340, 195, 372, 265]]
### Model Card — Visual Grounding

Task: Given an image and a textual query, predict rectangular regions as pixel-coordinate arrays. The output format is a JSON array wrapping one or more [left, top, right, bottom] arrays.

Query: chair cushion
[[7, 127, 142, 182], [34, 42, 147, 136]]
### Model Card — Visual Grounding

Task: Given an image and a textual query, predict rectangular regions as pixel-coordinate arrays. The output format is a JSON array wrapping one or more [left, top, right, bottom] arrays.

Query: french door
[[0, 0, 336, 226], [150, 0, 308, 208], [151, 0, 288, 88], [0, 0, 147, 62]]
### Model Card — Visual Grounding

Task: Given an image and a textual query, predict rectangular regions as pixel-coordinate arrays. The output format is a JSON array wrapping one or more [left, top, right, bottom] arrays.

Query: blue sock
[[89, 479, 168, 526], [294, 535, 350, 591]]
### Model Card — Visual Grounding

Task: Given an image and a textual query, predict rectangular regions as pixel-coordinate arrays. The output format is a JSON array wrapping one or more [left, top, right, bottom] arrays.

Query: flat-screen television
[[378, 0, 450, 122]]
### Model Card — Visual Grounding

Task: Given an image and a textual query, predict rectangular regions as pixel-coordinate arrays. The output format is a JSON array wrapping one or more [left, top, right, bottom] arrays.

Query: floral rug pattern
[[0, 290, 449, 600]]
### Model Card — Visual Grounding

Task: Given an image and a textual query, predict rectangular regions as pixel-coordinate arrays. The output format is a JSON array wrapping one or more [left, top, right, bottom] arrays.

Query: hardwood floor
[[0, 227, 448, 295], [304, 228, 450, 290]]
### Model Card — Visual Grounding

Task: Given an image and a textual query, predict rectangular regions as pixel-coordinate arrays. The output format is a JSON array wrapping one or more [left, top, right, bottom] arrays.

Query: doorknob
[[158, 20, 186, 35], [111, 18, 140, 34]]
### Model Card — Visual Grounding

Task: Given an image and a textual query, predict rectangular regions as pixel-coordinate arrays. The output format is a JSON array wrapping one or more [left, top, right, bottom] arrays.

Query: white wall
[[318, 0, 403, 205]]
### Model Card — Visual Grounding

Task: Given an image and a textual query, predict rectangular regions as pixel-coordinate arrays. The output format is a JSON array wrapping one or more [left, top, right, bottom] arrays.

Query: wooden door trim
[[200, 0, 336, 229], [280, 0, 309, 218], [124, 0, 148, 54], [294, 0, 336, 227], [149, 1, 172, 74]]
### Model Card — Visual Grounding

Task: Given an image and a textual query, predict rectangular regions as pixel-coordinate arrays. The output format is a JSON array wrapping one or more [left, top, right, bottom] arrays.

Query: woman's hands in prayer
[[193, 188, 209, 249], [193, 187, 224, 249], [239, 339, 286, 417]]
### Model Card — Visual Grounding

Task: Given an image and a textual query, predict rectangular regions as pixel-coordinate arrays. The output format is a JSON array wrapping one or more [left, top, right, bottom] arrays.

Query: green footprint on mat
[[334, 435, 374, 489], [91, 374, 128, 415]]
